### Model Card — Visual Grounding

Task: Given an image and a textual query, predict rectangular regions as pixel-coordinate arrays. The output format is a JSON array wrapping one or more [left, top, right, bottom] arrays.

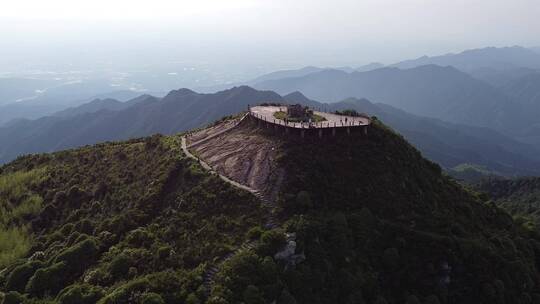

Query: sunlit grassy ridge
[[0, 168, 47, 268], [0, 134, 266, 304]]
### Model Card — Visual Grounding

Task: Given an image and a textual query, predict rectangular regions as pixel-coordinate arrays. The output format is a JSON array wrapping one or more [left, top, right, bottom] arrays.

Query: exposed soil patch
[[186, 118, 240, 145], [189, 119, 284, 198]]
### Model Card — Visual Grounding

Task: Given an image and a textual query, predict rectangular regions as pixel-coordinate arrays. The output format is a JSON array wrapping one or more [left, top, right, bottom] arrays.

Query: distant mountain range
[[254, 64, 530, 132], [392, 46, 540, 71], [3, 45, 540, 176], [0, 87, 280, 163], [1, 87, 539, 177], [0, 78, 163, 125], [0, 89, 155, 127]]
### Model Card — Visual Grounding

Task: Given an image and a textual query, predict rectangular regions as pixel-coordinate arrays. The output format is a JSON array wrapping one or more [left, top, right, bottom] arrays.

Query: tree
[[278, 289, 297, 304], [243, 285, 265, 304]]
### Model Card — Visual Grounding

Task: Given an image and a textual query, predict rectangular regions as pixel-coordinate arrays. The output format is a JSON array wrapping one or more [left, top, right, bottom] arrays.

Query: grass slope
[[0, 133, 265, 304]]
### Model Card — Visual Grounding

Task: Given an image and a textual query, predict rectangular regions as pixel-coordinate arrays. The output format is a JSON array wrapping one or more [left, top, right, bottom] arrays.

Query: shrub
[[294, 191, 312, 211], [25, 261, 68, 296], [57, 284, 105, 304], [243, 285, 264, 304], [382, 247, 400, 270], [126, 228, 153, 247], [206, 296, 229, 304], [1, 291, 25, 304], [109, 254, 131, 279], [5, 261, 43, 292], [0, 227, 32, 268], [157, 246, 172, 260], [74, 219, 94, 235], [97, 277, 151, 304], [60, 223, 75, 236], [259, 230, 286, 256], [141, 292, 165, 304], [405, 295, 421, 304], [54, 238, 99, 272], [278, 289, 297, 304], [246, 226, 264, 240], [373, 296, 389, 304], [424, 295, 441, 304], [185, 293, 201, 304]]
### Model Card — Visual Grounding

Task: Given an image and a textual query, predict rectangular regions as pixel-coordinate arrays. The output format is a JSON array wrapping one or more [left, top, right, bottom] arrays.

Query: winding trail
[[181, 124, 279, 297], [181, 136, 255, 194]]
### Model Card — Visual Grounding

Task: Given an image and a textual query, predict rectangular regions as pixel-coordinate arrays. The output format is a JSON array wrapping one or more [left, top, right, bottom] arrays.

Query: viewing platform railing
[[248, 111, 370, 129]]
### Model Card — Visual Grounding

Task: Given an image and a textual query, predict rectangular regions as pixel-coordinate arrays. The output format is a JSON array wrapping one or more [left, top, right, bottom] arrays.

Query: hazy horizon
[[2, 0, 539, 74]]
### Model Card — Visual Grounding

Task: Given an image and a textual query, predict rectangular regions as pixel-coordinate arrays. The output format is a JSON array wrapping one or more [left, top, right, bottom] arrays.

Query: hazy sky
[[1, 0, 540, 70]]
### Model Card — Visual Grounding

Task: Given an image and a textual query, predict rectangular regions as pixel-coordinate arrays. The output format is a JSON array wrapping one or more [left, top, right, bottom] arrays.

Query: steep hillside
[[284, 94, 540, 177], [253, 65, 524, 131], [2, 115, 540, 303], [195, 117, 540, 304], [477, 177, 540, 224], [0, 133, 265, 304]]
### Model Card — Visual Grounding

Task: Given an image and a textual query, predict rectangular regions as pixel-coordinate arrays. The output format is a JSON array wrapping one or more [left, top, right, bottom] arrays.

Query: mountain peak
[[165, 88, 197, 99]]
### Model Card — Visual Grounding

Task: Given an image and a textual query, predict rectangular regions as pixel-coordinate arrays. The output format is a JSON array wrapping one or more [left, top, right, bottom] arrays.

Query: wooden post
[[347, 127, 350, 135], [332, 128, 336, 136], [301, 130, 305, 138], [364, 126, 368, 135], [318, 129, 323, 138]]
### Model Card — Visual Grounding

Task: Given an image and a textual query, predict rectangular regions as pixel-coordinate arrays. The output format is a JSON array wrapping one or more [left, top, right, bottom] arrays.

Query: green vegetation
[[0, 133, 265, 303], [448, 163, 500, 183], [208, 119, 540, 304], [477, 177, 540, 229], [333, 109, 369, 118], [2, 115, 540, 303], [0, 168, 47, 268], [273, 111, 326, 123]]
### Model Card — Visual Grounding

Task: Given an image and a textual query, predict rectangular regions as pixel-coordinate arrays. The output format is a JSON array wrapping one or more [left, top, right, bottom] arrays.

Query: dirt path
[[181, 136, 255, 194]]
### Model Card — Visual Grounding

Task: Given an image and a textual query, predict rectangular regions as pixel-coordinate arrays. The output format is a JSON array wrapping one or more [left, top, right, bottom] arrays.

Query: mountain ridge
[[1, 88, 539, 177], [392, 46, 540, 71], [253, 64, 525, 131]]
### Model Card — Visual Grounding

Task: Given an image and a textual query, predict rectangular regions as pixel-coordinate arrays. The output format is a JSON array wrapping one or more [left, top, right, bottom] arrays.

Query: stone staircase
[[253, 190, 279, 229], [201, 189, 278, 297], [181, 133, 281, 298], [202, 241, 258, 294]]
